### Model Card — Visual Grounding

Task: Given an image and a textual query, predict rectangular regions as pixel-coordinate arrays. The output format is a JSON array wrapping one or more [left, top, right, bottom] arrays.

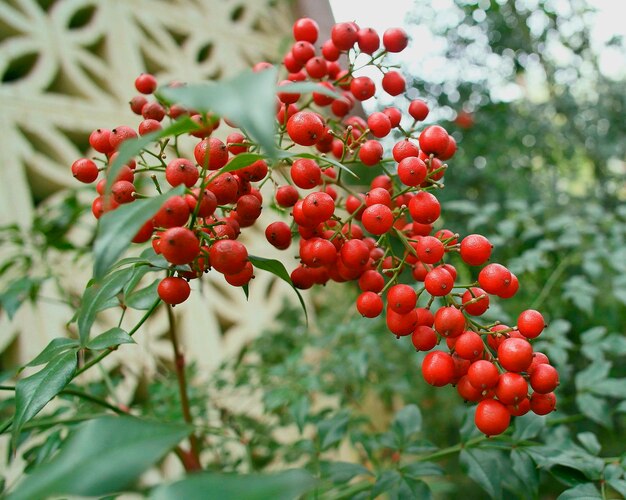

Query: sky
[[329, 0, 626, 81]]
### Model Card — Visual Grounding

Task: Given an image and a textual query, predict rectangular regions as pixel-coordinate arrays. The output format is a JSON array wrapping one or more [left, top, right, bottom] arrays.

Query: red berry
[[157, 277, 190, 305], [275, 185, 299, 207], [529, 363, 559, 394], [416, 235, 445, 264], [498, 337, 533, 373], [397, 157, 427, 187], [357, 27, 380, 54], [265, 221, 292, 250], [478, 263, 512, 296], [392, 139, 419, 162], [422, 351, 455, 386], [291, 158, 321, 189], [331, 22, 359, 50], [160, 227, 200, 265], [460, 234, 492, 266], [287, 111, 325, 146], [111, 180, 135, 204], [153, 196, 190, 228], [89, 129, 113, 154], [424, 267, 454, 297], [291, 41, 316, 64], [434, 306, 465, 338], [468, 360, 500, 390], [359, 140, 384, 166], [165, 158, 199, 188], [387, 284, 417, 314], [412, 325, 438, 351], [135, 73, 157, 94], [72, 158, 99, 183], [357, 291, 383, 318], [408, 99, 429, 121], [386, 308, 418, 336], [382, 71, 405, 96], [517, 309, 545, 339], [408, 191, 441, 224], [382, 27, 409, 52], [225, 261, 254, 287], [361, 204, 393, 235], [454, 331, 484, 360], [367, 112, 392, 138], [209, 239, 248, 275], [475, 399, 510, 436], [495, 372, 528, 405], [293, 17, 319, 43], [350, 76, 376, 101], [321, 39, 340, 61], [530, 392, 556, 415], [419, 125, 449, 156], [462, 287, 490, 316]]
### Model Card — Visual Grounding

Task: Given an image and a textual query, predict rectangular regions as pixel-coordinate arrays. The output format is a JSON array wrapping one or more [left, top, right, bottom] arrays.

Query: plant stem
[[415, 435, 487, 462], [165, 304, 202, 470], [60, 387, 125, 414]]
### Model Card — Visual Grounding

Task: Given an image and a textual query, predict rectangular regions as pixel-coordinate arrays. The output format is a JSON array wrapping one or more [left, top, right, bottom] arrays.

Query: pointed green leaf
[[391, 404, 422, 444], [8, 416, 190, 500], [221, 153, 266, 173], [77, 267, 135, 345], [87, 327, 135, 350], [23, 338, 79, 368], [401, 462, 444, 478], [93, 185, 185, 280], [512, 413, 545, 441], [556, 483, 601, 500], [13, 350, 77, 446], [0, 277, 41, 320], [276, 81, 341, 99], [248, 255, 308, 324], [576, 432, 601, 455], [149, 469, 317, 500], [159, 68, 279, 157], [511, 449, 539, 499], [460, 449, 502, 499], [576, 393, 612, 427], [125, 279, 160, 310], [319, 461, 372, 484]]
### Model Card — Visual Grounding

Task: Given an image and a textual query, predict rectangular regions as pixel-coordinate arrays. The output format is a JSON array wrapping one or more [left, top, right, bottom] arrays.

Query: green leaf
[[86, 327, 135, 350], [576, 432, 601, 455], [276, 81, 341, 99], [576, 393, 612, 427], [371, 470, 401, 498], [581, 326, 607, 344], [319, 461, 372, 484], [397, 476, 432, 499], [608, 479, 626, 498], [0, 277, 41, 320], [159, 68, 279, 157], [221, 153, 266, 173], [512, 413, 545, 441], [248, 255, 308, 324], [93, 185, 185, 280], [125, 279, 160, 310], [460, 449, 502, 499], [591, 378, 626, 399], [77, 267, 135, 345], [104, 117, 199, 197], [391, 404, 422, 444], [317, 411, 350, 450], [511, 449, 539, 499], [23, 338, 79, 368], [149, 469, 317, 500], [290, 395, 309, 434], [575, 362, 611, 390], [12, 350, 77, 446], [8, 416, 190, 500], [556, 483, 601, 499]]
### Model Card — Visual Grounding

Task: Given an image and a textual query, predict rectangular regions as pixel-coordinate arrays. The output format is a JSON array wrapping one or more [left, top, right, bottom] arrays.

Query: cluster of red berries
[[71, 17, 558, 436]]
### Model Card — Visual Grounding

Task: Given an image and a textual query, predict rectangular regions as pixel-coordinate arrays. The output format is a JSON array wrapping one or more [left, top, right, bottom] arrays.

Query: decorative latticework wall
[[0, 0, 306, 382]]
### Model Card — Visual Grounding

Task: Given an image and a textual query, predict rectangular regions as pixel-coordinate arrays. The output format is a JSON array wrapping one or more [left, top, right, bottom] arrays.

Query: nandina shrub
[[3, 15, 601, 500]]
